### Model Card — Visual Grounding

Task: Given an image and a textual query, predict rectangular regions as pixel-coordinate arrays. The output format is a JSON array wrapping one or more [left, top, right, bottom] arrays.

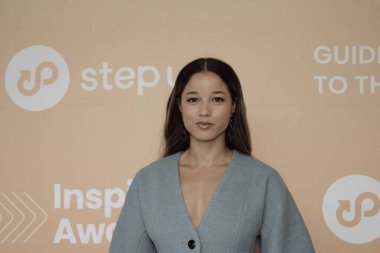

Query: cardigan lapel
[[173, 150, 237, 233]]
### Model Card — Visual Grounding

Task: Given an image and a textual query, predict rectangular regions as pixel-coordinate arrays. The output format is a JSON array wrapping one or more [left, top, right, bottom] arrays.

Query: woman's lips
[[196, 122, 214, 129]]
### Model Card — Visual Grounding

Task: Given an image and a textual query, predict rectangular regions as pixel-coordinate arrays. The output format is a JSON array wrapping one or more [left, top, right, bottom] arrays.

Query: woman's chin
[[189, 132, 226, 144]]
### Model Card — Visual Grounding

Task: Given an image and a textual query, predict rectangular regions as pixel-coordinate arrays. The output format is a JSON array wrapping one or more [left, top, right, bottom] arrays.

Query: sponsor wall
[[1, 1, 379, 252]]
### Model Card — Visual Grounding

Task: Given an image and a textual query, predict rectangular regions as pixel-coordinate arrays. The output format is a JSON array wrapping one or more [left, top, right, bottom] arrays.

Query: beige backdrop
[[1, 0, 379, 252]]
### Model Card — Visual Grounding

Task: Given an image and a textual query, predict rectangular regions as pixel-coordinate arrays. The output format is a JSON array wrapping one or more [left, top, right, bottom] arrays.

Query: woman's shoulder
[[234, 150, 289, 195], [234, 150, 283, 180], [133, 151, 180, 180]]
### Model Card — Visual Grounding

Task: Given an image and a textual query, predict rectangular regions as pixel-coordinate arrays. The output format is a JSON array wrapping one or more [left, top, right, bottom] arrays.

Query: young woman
[[109, 58, 315, 253]]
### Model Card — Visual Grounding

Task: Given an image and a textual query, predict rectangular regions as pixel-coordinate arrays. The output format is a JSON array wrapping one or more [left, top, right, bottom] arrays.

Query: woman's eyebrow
[[184, 91, 199, 95], [184, 91, 226, 95]]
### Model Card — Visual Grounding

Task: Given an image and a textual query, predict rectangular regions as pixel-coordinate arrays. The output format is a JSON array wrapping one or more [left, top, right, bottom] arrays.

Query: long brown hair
[[163, 58, 251, 157]]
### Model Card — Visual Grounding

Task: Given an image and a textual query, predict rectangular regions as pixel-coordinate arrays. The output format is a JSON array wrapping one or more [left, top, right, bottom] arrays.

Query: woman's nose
[[199, 101, 211, 116]]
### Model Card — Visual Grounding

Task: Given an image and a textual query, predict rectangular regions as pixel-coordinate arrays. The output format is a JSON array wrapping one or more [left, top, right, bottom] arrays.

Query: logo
[[0, 192, 47, 243], [5, 45, 69, 111], [322, 175, 380, 244]]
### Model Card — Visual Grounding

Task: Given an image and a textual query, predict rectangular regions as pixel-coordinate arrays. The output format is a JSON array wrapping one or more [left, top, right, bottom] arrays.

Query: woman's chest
[[178, 165, 228, 229], [139, 164, 266, 251]]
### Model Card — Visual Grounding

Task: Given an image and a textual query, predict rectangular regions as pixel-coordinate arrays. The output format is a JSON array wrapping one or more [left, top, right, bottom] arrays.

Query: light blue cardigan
[[109, 150, 315, 253]]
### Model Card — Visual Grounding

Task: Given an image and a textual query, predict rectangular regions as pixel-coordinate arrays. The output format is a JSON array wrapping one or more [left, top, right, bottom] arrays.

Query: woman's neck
[[181, 141, 232, 168]]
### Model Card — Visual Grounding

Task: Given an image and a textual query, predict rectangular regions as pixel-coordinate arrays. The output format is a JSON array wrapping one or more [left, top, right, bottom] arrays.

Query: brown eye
[[212, 97, 225, 103], [187, 97, 198, 103]]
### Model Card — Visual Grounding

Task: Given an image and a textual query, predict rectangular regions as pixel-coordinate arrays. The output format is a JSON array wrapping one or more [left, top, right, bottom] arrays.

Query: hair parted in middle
[[163, 57, 251, 157]]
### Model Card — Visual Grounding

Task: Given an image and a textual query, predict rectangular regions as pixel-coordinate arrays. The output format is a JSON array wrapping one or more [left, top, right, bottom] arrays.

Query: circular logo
[[5, 45, 69, 111], [322, 175, 380, 244]]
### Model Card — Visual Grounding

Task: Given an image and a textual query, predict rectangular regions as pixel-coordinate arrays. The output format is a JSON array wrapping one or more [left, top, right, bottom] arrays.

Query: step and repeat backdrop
[[1, 1, 379, 252]]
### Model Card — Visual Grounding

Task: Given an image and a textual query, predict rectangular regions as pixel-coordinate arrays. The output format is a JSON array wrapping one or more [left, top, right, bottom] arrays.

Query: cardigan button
[[188, 239, 195, 249]]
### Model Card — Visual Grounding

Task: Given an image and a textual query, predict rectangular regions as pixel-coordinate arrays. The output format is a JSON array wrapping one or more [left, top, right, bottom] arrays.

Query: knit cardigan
[[109, 150, 315, 253]]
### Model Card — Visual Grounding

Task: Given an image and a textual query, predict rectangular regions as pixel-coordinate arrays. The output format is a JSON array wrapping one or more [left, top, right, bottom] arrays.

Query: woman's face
[[180, 71, 235, 144]]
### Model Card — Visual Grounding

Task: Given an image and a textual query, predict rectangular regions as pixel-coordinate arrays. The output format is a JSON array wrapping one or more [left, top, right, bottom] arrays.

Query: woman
[[109, 58, 315, 253]]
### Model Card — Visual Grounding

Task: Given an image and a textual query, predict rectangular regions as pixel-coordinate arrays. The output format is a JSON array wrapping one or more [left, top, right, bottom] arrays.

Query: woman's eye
[[212, 97, 225, 103], [187, 97, 198, 103]]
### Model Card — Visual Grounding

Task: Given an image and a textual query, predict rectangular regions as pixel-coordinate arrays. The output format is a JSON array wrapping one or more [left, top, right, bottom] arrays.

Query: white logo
[[5, 45, 69, 111], [0, 192, 47, 243], [322, 175, 380, 244]]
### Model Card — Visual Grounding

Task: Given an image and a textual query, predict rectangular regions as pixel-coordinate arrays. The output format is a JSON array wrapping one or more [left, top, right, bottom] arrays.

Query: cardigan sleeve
[[258, 171, 315, 253], [109, 171, 157, 253]]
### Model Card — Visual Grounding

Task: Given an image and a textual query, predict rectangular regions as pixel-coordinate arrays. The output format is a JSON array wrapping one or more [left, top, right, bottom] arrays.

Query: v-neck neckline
[[174, 150, 236, 232]]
